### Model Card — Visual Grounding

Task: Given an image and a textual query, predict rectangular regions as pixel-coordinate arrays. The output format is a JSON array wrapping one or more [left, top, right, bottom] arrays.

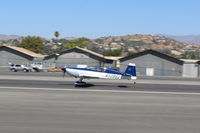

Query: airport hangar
[[120, 49, 200, 77], [0, 46, 44, 68], [1, 45, 199, 77], [43, 47, 114, 69], [44, 47, 200, 78]]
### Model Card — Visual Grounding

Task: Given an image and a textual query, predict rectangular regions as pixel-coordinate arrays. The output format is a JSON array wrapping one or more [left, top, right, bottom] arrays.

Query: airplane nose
[[64, 68, 78, 77], [62, 68, 66, 78], [63, 68, 74, 75], [62, 68, 66, 73]]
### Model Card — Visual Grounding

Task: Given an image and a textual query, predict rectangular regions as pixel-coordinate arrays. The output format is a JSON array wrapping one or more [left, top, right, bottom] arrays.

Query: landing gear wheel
[[75, 81, 87, 87]]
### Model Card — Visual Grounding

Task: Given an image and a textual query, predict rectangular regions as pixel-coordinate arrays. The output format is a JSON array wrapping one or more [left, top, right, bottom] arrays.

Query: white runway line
[[0, 86, 200, 95]]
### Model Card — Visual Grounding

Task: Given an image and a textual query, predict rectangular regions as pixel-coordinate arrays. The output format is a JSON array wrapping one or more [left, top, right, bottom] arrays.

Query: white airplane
[[62, 63, 136, 86]]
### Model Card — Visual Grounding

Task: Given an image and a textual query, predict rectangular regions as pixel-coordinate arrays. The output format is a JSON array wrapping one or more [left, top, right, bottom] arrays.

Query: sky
[[0, 0, 200, 38]]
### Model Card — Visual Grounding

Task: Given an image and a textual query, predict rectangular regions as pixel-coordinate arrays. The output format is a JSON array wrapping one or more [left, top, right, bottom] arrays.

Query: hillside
[[0, 34, 22, 46], [165, 35, 200, 44], [1, 34, 200, 59], [91, 34, 200, 59], [0, 34, 21, 40]]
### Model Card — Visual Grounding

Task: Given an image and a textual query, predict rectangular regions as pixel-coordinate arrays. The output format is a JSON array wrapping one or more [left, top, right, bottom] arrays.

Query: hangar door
[[146, 68, 154, 76], [182, 63, 198, 77]]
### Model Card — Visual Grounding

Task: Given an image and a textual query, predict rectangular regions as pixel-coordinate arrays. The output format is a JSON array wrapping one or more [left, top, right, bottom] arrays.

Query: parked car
[[9, 64, 31, 72], [31, 63, 43, 72]]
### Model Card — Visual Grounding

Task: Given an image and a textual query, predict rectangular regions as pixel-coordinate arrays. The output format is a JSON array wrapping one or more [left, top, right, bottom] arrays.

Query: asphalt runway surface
[[1, 71, 200, 133]]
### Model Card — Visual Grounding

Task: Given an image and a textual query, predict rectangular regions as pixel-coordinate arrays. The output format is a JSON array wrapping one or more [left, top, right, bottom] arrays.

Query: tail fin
[[124, 63, 136, 77]]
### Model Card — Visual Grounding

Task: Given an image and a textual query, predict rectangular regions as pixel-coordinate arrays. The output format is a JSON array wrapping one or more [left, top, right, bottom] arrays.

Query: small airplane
[[62, 63, 136, 86]]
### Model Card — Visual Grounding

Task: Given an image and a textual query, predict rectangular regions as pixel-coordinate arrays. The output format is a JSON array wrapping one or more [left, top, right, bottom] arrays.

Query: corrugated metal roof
[[6, 46, 44, 58], [120, 49, 184, 65], [75, 46, 104, 58], [44, 46, 114, 63]]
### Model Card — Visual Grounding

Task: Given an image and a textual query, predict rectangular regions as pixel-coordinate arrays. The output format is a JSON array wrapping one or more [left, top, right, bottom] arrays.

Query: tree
[[191, 53, 196, 59], [127, 51, 135, 56], [17, 36, 44, 53], [62, 37, 90, 50], [0, 43, 4, 47], [103, 49, 122, 56], [54, 31, 60, 39], [53, 31, 60, 45]]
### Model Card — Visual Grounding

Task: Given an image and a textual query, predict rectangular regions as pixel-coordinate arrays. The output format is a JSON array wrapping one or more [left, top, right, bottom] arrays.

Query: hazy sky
[[1, 0, 200, 38]]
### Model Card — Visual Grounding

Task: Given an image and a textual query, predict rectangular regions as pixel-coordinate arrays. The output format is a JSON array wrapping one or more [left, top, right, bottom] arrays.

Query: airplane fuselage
[[64, 67, 136, 80], [65, 68, 122, 79], [62, 63, 136, 86]]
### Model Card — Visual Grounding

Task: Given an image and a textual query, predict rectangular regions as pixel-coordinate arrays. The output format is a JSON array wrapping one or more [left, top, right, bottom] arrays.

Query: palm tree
[[54, 31, 60, 39], [54, 31, 60, 45]]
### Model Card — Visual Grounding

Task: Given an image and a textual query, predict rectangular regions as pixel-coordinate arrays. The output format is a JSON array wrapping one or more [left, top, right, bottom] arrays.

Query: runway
[[1, 76, 200, 93], [1, 72, 200, 133]]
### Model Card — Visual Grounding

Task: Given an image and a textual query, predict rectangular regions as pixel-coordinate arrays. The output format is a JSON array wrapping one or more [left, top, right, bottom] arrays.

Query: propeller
[[62, 68, 66, 78]]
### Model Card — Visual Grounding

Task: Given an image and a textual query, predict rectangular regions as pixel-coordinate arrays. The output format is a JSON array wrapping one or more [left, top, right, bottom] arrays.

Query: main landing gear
[[74, 77, 87, 87]]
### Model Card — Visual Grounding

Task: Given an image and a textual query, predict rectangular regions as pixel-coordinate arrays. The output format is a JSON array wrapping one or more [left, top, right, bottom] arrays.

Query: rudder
[[124, 63, 136, 77]]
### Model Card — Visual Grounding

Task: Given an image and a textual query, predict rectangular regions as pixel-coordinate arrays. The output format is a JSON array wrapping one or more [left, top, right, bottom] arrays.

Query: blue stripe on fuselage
[[104, 68, 124, 75], [63, 67, 124, 75], [64, 67, 100, 72]]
